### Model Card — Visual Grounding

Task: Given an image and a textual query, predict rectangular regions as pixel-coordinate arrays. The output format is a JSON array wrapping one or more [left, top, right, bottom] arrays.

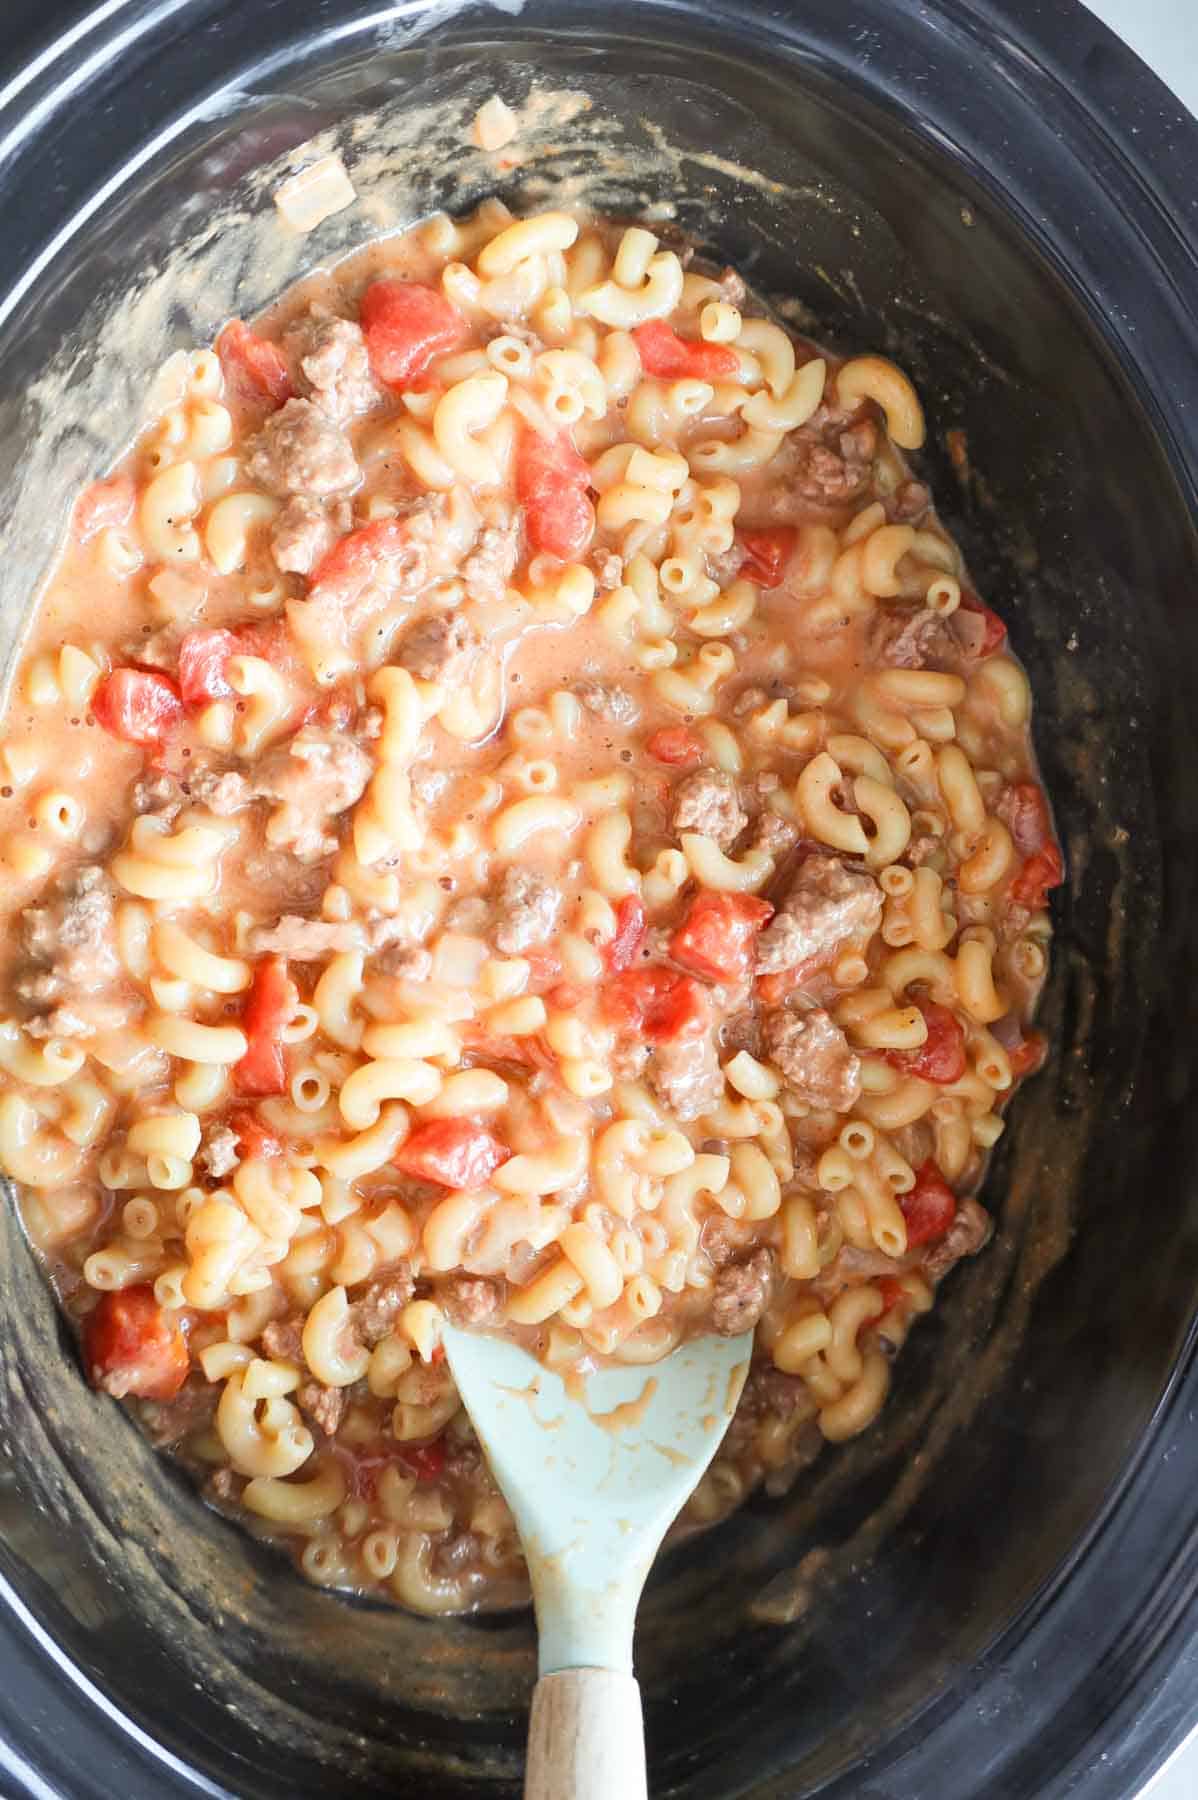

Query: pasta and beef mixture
[[0, 203, 1060, 1613]]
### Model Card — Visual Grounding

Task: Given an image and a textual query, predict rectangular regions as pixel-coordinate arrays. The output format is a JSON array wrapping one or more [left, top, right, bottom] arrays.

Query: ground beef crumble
[[492, 867, 562, 955], [670, 768, 748, 852], [298, 1381, 347, 1436], [712, 1249, 775, 1335], [17, 865, 133, 1039], [254, 731, 372, 861], [764, 1007, 862, 1112], [756, 854, 883, 975], [352, 1267, 416, 1346], [441, 1275, 503, 1326], [197, 1124, 240, 1182], [397, 612, 478, 683], [248, 398, 360, 498]]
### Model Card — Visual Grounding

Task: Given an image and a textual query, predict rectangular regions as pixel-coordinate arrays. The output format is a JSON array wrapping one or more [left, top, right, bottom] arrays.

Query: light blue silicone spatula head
[[441, 1324, 752, 1800]]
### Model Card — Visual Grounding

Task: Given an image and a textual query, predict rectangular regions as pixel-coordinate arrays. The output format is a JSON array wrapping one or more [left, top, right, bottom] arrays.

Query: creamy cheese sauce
[[0, 204, 1058, 1611]]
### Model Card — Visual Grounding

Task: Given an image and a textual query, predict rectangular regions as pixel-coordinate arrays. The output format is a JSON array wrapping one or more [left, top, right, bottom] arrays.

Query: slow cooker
[[0, 1, 1196, 1794]]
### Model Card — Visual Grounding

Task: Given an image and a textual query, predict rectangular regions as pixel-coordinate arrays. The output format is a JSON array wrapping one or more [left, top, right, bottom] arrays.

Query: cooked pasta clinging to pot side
[[0, 203, 1060, 1612]]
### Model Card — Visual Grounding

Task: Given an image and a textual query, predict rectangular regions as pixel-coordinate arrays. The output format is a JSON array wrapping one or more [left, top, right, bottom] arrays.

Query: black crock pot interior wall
[[1, 5, 1197, 1797]]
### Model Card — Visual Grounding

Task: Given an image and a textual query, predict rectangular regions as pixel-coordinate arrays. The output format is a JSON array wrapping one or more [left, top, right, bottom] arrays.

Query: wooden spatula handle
[[524, 1668, 647, 1800]]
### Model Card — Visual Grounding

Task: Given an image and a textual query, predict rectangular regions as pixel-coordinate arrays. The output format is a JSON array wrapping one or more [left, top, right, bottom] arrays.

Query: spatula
[[441, 1323, 753, 1800]]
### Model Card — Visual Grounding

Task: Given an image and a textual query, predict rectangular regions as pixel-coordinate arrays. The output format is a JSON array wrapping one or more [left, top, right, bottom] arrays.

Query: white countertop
[[1079, 9, 1196, 1792], [1084, 0, 1198, 118]]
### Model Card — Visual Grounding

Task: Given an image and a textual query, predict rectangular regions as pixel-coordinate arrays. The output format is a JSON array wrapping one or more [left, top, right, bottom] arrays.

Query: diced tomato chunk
[[401, 1439, 447, 1481], [602, 966, 709, 1043], [645, 726, 704, 767], [83, 1286, 189, 1401], [235, 618, 312, 701], [876, 1275, 908, 1318], [309, 516, 414, 597], [206, 617, 310, 738], [1007, 1030, 1047, 1081], [651, 979, 711, 1042], [524, 948, 563, 983], [227, 1109, 283, 1161], [958, 589, 1007, 657], [75, 474, 136, 542], [217, 320, 294, 408], [359, 280, 467, 387], [606, 895, 647, 974], [516, 428, 595, 560], [394, 1118, 510, 1190], [999, 782, 1062, 909], [177, 628, 244, 709], [1001, 781, 1053, 857], [522, 947, 564, 994], [884, 999, 966, 1085], [901, 1162, 958, 1248], [234, 957, 297, 1098], [670, 890, 774, 985], [738, 527, 798, 589], [632, 320, 740, 382], [1011, 845, 1064, 911], [92, 669, 185, 747]]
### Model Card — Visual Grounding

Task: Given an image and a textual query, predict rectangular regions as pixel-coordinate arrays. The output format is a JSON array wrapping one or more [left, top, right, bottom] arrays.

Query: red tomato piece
[[645, 726, 705, 767], [177, 628, 244, 709], [74, 474, 135, 542], [516, 429, 595, 560], [83, 1285, 189, 1400], [359, 280, 466, 387], [738, 527, 798, 589], [1007, 1030, 1047, 1081], [394, 1118, 510, 1191], [92, 669, 185, 747], [876, 1275, 907, 1318], [649, 976, 711, 1042], [1011, 845, 1064, 911], [632, 320, 740, 382], [234, 957, 298, 1098], [401, 1439, 447, 1481], [901, 1162, 958, 1248], [227, 1109, 283, 1161], [602, 966, 710, 1043], [958, 590, 1007, 656], [236, 616, 299, 668], [670, 890, 774, 985], [1001, 781, 1062, 909], [606, 895, 648, 975], [884, 999, 967, 1085], [309, 515, 416, 598], [216, 618, 312, 739], [217, 320, 294, 408], [522, 947, 564, 993]]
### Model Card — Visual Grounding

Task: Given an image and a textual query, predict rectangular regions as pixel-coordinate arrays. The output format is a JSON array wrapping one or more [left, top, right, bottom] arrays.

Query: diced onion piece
[[473, 96, 518, 153], [274, 155, 357, 232]]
